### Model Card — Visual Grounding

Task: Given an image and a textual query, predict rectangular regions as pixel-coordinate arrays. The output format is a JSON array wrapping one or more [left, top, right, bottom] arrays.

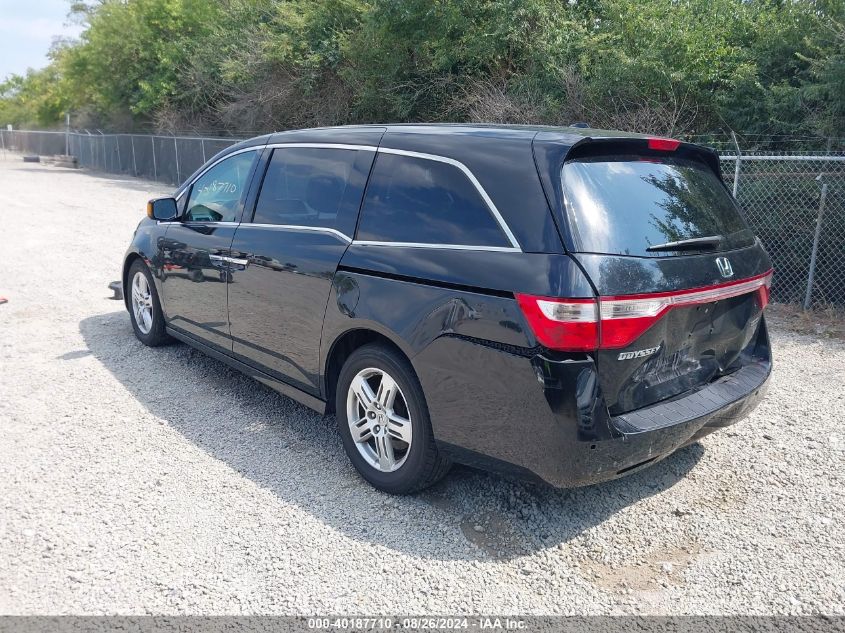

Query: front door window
[[185, 151, 258, 222]]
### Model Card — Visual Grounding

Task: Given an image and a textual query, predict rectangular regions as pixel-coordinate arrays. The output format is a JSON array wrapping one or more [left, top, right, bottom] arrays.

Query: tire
[[127, 259, 170, 347], [336, 343, 451, 494]]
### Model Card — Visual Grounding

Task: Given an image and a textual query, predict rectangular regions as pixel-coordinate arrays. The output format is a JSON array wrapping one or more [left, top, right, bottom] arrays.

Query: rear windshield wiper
[[646, 235, 723, 252]]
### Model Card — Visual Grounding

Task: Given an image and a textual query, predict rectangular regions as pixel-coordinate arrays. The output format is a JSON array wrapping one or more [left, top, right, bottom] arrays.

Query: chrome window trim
[[156, 220, 240, 226], [267, 143, 377, 152], [156, 223, 517, 252], [173, 142, 523, 252], [237, 223, 353, 243], [351, 240, 521, 253]]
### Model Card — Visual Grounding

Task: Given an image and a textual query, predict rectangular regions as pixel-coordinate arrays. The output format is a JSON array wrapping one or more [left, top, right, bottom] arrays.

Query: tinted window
[[185, 151, 257, 222], [562, 155, 754, 256], [253, 147, 363, 234], [356, 153, 510, 247]]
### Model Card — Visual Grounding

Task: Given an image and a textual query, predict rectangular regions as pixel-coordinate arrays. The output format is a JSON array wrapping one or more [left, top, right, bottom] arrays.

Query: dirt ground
[[1, 156, 843, 615]]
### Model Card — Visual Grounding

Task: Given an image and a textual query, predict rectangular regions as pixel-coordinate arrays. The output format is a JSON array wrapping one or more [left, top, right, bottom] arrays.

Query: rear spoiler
[[563, 135, 721, 178], [534, 133, 722, 185]]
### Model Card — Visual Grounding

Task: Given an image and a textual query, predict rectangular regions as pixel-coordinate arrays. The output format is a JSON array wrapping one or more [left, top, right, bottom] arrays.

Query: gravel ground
[[0, 156, 843, 616]]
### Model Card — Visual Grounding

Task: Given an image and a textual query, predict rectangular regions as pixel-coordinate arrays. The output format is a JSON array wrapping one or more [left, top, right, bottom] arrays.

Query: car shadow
[[80, 310, 704, 562]]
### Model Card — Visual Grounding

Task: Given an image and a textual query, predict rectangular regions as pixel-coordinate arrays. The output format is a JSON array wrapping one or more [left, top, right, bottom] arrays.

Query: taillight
[[516, 270, 773, 352], [756, 273, 773, 310], [514, 295, 598, 351]]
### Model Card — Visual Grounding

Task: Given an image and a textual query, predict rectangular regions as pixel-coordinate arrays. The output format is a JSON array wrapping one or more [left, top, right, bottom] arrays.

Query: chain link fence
[[721, 154, 845, 309], [0, 129, 240, 187], [2, 128, 844, 309]]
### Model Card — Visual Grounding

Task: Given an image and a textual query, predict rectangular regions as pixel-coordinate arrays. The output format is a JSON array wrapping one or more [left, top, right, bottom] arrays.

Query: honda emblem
[[716, 256, 734, 278]]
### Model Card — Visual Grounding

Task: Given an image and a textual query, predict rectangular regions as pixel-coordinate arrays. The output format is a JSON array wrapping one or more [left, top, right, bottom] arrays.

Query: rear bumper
[[437, 357, 770, 488], [422, 323, 772, 489], [580, 358, 770, 486]]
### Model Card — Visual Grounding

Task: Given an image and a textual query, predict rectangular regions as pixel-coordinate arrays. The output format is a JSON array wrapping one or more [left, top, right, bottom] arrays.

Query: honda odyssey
[[122, 124, 772, 493]]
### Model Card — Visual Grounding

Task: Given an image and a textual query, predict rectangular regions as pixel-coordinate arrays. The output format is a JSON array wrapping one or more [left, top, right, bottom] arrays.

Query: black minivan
[[122, 124, 772, 493]]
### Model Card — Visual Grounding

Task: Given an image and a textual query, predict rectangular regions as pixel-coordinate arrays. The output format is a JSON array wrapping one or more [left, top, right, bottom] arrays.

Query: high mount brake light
[[516, 270, 773, 352], [647, 137, 681, 151]]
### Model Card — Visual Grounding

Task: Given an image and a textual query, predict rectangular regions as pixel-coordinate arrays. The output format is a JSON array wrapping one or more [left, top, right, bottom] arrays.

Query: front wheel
[[128, 259, 170, 347], [336, 344, 450, 494]]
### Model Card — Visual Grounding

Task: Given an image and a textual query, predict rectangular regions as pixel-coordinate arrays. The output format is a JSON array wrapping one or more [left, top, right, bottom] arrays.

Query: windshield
[[562, 155, 755, 256]]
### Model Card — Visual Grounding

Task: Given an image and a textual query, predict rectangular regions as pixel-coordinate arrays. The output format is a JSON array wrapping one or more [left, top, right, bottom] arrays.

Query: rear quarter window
[[356, 152, 511, 247], [562, 155, 755, 256]]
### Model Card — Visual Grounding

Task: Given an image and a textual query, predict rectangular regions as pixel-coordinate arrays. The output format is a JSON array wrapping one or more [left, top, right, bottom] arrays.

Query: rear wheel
[[336, 344, 450, 494], [128, 259, 170, 347]]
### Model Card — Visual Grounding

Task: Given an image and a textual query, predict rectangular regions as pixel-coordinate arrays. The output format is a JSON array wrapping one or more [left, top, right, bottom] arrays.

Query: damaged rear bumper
[[531, 357, 771, 488], [428, 322, 772, 489], [599, 358, 771, 481]]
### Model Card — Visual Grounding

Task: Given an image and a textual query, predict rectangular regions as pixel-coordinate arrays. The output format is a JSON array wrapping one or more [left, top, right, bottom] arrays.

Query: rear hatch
[[543, 137, 772, 414]]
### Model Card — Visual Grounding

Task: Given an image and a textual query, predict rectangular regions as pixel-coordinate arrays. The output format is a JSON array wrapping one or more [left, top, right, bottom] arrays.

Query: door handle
[[209, 254, 249, 267]]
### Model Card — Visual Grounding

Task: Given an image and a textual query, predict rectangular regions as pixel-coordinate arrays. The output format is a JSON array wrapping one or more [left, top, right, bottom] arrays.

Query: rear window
[[562, 155, 754, 256]]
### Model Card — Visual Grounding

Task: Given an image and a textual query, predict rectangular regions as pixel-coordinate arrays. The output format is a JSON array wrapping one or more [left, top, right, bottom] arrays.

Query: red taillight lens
[[514, 295, 599, 352], [647, 137, 681, 151], [756, 271, 773, 310], [516, 270, 773, 352]]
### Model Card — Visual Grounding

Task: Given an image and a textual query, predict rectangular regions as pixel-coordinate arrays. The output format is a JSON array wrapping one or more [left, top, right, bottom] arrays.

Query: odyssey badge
[[617, 346, 660, 361]]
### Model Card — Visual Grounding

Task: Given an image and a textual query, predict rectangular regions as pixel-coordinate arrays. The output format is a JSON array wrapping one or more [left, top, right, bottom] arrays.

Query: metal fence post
[[731, 131, 742, 198], [151, 136, 157, 182], [130, 135, 137, 176], [174, 136, 180, 184], [804, 179, 830, 310], [115, 135, 122, 172], [201, 138, 206, 164]]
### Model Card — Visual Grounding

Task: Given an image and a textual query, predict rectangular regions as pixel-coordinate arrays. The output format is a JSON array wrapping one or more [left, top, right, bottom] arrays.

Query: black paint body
[[122, 124, 772, 488]]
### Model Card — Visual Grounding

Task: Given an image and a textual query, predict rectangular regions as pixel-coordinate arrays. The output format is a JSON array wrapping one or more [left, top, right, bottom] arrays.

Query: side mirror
[[146, 197, 178, 221]]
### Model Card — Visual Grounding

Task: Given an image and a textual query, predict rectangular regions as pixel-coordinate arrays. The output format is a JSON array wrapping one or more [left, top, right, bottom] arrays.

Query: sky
[[0, 0, 84, 80]]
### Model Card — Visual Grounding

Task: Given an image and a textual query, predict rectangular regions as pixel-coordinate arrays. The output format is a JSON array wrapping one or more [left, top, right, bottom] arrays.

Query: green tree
[[801, 17, 845, 138], [0, 65, 69, 127], [62, 0, 223, 122], [0, 0, 841, 139]]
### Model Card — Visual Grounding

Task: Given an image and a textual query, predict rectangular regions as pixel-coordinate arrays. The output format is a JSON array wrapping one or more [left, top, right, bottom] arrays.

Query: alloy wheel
[[346, 367, 413, 472], [131, 270, 154, 335]]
